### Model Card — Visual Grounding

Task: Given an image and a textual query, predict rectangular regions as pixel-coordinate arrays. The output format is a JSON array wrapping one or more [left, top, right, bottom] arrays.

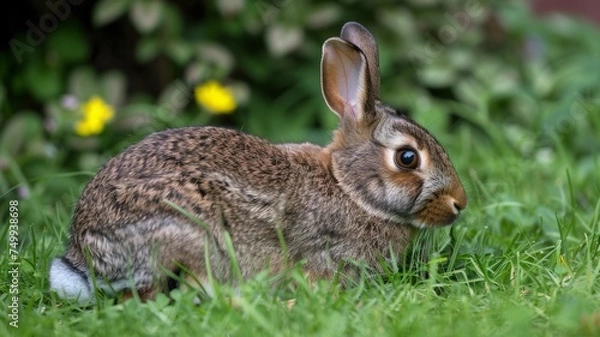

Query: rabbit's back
[[71, 127, 295, 232]]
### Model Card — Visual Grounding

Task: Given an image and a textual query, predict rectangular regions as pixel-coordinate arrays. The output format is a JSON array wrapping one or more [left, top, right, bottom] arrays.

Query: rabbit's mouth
[[411, 212, 459, 229], [410, 196, 464, 228]]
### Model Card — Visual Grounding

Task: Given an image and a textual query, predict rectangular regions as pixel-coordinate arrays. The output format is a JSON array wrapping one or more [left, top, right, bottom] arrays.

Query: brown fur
[[54, 22, 467, 301]]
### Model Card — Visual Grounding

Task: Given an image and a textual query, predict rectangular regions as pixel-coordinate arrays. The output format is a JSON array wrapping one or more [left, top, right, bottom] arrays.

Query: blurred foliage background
[[1, 0, 599, 231]]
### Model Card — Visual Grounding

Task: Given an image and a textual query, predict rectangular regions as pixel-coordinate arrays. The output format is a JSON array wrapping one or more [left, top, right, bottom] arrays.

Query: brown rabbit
[[49, 22, 467, 303]]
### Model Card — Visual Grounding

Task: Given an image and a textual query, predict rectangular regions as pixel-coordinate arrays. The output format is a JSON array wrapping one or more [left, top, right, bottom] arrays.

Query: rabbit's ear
[[340, 22, 380, 99], [321, 37, 374, 122]]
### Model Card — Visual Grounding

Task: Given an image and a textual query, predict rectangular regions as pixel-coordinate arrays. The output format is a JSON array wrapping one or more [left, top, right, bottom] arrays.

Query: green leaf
[[68, 67, 97, 100], [0, 83, 6, 111], [160, 3, 184, 37], [195, 42, 234, 70], [136, 37, 160, 62], [47, 23, 90, 64], [216, 0, 245, 16], [306, 4, 341, 29], [455, 79, 484, 107], [418, 62, 455, 88], [93, 0, 131, 27], [165, 40, 193, 65], [0, 111, 44, 156], [101, 71, 127, 107], [24, 59, 62, 101], [265, 24, 304, 57], [129, 0, 164, 33], [378, 8, 417, 39]]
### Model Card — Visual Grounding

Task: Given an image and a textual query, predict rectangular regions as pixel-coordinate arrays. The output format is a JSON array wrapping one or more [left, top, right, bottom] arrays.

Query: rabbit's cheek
[[388, 173, 422, 204], [379, 168, 423, 212]]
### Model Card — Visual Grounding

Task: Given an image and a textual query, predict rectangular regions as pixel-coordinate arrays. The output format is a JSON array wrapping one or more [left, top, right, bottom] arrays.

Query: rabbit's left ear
[[320, 37, 374, 123], [340, 22, 380, 100]]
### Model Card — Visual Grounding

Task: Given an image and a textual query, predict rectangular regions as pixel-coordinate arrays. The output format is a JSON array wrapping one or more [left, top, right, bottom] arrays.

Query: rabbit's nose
[[451, 182, 467, 212], [452, 200, 464, 213]]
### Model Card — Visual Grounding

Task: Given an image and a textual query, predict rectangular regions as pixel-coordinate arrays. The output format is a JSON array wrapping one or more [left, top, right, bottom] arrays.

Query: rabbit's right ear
[[321, 37, 375, 123]]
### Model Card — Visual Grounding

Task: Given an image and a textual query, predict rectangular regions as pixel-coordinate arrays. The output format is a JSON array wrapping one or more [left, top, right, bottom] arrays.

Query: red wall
[[531, 0, 600, 25]]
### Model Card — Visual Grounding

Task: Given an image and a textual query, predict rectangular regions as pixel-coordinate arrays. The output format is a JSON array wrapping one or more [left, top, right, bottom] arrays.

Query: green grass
[[2, 6, 600, 335], [1, 113, 599, 337]]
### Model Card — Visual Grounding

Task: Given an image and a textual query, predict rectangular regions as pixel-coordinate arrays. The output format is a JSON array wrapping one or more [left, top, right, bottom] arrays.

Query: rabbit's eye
[[394, 148, 419, 170]]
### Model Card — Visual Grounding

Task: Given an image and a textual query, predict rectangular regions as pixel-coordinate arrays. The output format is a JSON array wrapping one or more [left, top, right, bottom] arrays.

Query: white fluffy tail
[[49, 258, 95, 304]]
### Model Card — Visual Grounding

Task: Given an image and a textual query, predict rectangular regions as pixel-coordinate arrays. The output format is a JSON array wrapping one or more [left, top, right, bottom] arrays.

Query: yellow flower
[[74, 95, 115, 137], [194, 80, 237, 114]]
